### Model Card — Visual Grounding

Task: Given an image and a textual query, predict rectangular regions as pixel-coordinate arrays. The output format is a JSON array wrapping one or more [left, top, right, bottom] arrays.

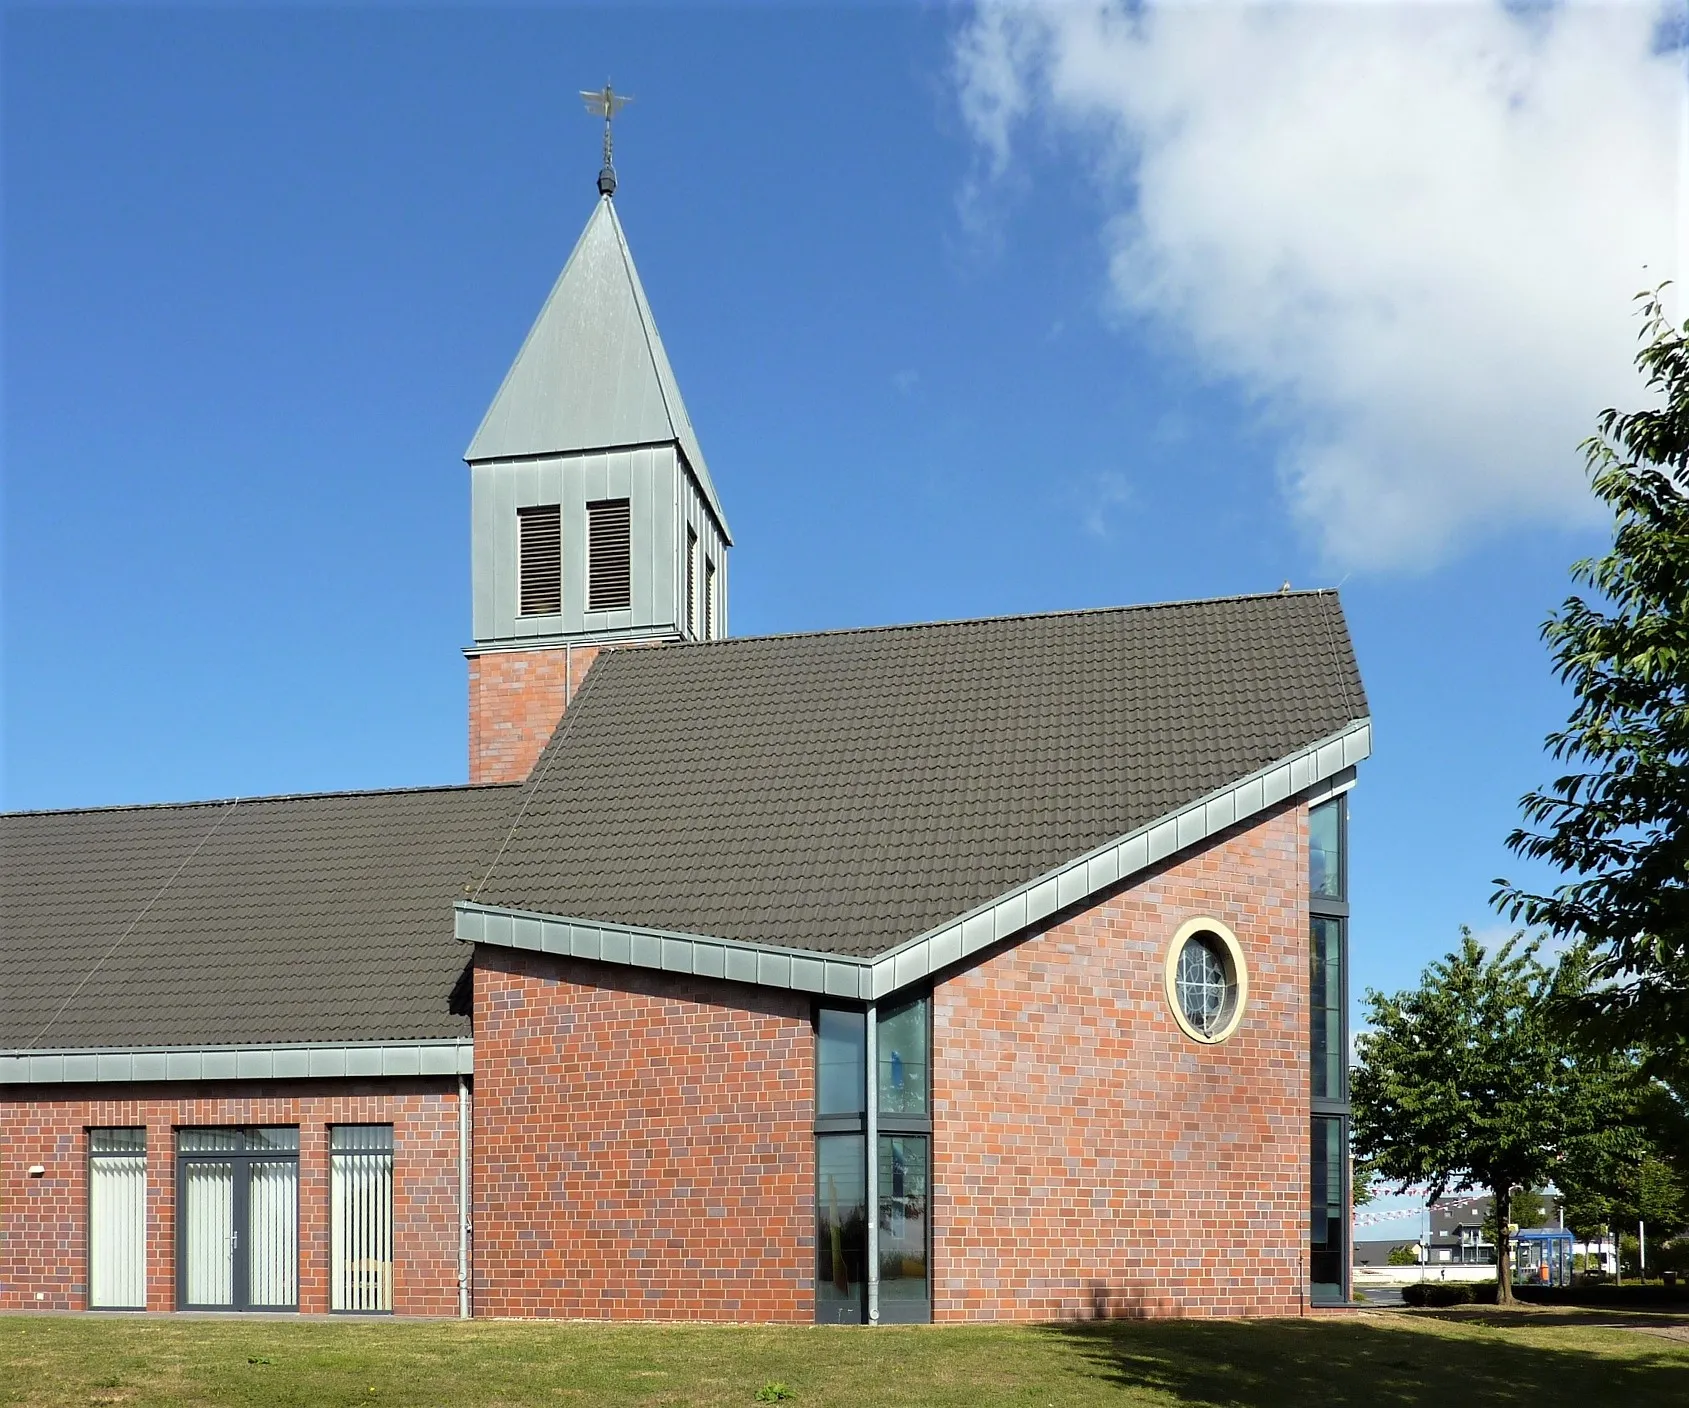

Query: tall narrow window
[[814, 1000, 932, 1325], [1308, 794, 1349, 1305], [1311, 917, 1344, 1100], [703, 559, 717, 640], [817, 1009, 866, 1117], [89, 1128, 147, 1309], [587, 498, 632, 610], [517, 504, 562, 616], [1310, 798, 1343, 899], [685, 527, 699, 636], [177, 1127, 299, 1312], [816, 1134, 867, 1322], [331, 1125, 394, 1313], [1311, 1116, 1345, 1301]]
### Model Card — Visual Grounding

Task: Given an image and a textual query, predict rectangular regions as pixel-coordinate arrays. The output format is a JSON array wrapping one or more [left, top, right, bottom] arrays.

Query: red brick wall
[[467, 644, 599, 785], [931, 801, 1310, 1320], [467, 639, 678, 784], [0, 1080, 463, 1315], [472, 949, 814, 1320]]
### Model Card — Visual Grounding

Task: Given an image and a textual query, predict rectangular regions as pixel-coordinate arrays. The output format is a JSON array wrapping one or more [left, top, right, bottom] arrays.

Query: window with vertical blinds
[[587, 498, 632, 611], [517, 504, 562, 616], [331, 1125, 394, 1313], [89, 1128, 147, 1309]]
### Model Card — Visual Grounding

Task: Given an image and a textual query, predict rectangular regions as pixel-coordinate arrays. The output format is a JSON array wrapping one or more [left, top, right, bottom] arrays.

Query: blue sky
[[3, 2, 1681, 1069]]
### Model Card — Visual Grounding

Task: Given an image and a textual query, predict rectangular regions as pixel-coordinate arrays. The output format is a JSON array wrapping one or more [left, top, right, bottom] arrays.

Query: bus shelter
[[1512, 1228, 1574, 1288]]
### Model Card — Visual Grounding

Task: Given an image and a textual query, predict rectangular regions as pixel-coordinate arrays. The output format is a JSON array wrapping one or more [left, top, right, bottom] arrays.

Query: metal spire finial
[[581, 83, 632, 197]]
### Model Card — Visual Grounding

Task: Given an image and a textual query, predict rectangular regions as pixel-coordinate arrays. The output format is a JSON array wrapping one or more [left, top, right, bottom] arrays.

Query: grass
[[1, 1306, 1685, 1407]]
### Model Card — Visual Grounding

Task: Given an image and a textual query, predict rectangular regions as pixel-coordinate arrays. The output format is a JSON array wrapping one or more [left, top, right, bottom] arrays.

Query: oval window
[[1163, 918, 1248, 1044]]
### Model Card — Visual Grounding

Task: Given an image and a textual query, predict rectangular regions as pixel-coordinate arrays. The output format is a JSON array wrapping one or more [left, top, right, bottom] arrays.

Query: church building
[[1, 149, 1369, 1322]]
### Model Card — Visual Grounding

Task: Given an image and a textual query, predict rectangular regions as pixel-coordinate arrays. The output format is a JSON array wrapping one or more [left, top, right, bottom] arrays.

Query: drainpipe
[[458, 1074, 471, 1319], [866, 1002, 879, 1325]]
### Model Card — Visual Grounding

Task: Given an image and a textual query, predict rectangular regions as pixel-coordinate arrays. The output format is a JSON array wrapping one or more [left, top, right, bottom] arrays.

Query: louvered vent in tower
[[517, 504, 562, 616], [685, 527, 698, 636], [587, 498, 632, 611]]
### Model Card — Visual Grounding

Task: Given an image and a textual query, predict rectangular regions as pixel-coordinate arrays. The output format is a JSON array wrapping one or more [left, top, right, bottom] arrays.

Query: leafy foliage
[[1495, 291, 1689, 1076], [1352, 930, 1607, 1302]]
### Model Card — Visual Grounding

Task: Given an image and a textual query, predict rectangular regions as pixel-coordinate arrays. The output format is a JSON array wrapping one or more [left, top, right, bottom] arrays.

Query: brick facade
[[2, 805, 1320, 1323], [472, 949, 815, 1320], [0, 1080, 463, 1315], [467, 643, 602, 784], [931, 801, 1310, 1320]]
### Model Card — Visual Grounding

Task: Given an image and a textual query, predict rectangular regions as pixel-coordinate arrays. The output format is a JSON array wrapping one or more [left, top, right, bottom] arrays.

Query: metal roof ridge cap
[[866, 718, 1375, 981], [1, 780, 519, 821], [618, 589, 1350, 652]]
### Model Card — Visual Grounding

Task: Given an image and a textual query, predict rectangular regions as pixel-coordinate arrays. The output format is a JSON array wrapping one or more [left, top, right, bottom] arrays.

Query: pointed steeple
[[465, 198, 728, 534], [463, 186, 734, 785]]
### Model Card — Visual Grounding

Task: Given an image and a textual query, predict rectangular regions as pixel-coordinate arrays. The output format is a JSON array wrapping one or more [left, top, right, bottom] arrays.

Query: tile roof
[[468, 590, 1367, 958], [0, 784, 518, 1050]]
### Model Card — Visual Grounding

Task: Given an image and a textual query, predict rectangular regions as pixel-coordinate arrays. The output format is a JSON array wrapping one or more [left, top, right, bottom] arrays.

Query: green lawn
[[2, 1308, 1685, 1408]]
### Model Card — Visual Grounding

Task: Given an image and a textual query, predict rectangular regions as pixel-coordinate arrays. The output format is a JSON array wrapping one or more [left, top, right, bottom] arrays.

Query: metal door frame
[[175, 1128, 299, 1312]]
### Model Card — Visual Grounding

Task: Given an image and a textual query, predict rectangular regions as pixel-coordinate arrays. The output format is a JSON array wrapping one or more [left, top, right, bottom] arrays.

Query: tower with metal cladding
[[465, 98, 731, 784]]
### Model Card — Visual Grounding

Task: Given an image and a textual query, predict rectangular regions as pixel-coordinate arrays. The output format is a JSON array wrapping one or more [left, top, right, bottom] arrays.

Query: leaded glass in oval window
[[1175, 935, 1235, 1038]]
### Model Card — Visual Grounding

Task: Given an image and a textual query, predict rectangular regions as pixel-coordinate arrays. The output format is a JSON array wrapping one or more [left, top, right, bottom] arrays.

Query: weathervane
[[581, 83, 632, 197]]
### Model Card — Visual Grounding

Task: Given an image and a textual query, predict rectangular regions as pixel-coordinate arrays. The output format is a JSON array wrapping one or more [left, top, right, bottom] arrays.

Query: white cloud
[[1077, 468, 1136, 536], [954, 1, 1684, 570]]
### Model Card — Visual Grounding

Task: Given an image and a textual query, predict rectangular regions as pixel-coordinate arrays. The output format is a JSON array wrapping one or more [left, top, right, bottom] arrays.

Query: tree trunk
[[1494, 1184, 1514, 1306]]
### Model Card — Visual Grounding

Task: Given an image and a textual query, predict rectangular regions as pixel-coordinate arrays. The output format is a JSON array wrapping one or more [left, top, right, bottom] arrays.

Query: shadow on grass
[[1038, 1305, 1689, 1407]]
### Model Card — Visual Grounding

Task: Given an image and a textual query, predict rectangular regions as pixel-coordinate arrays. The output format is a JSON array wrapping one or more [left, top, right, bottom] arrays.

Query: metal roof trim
[[457, 717, 1371, 1000], [0, 1039, 474, 1086]]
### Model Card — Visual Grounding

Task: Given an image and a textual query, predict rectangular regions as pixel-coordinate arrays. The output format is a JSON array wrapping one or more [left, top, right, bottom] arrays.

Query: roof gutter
[[0, 1038, 473, 1087], [455, 717, 1371, 1002]]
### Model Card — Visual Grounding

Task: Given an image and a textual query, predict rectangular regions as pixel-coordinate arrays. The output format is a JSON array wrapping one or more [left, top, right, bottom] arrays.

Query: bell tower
[[464, 99, 731, 784]]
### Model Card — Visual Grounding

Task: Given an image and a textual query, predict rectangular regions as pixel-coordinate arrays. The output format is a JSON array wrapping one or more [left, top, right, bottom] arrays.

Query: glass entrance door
[[177, 1128, 299, 1311]]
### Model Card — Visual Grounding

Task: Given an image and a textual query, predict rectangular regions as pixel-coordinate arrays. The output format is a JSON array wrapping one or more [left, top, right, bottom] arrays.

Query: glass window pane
[[877, 1135, 928, 1308], [247, 1159, 299, 1308], [1311, 1116, 1345, 1303], [817, 1009, 866, 1116], [178, 1128, 241, 1153], [183, 1160, 235, 1306], [249, 1127, 300, 1152], [89, 1142, 146, 1308], [1310, 799, 1343, 900], [89, 1127, 146, 1154], [815, 1135, 866, 1321], [331, 1124, 394, 1153], [332, 1137, 394, 1312], [877, 1000, 929, 1116], [1311, 917, 1344, 1100], [1176, 935, 1236, 1037]]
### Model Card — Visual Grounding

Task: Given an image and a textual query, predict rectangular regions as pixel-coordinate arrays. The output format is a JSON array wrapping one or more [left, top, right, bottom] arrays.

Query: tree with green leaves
[[1558, 1075, 1689, 1260], [1495, 291, 1689, 1079], [1352, 929, 1601, 1304]]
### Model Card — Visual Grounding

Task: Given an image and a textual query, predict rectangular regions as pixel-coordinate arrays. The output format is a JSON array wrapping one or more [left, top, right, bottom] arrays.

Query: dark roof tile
[[468, 591, 1366, 956], [1, 784, 518, 1049]]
